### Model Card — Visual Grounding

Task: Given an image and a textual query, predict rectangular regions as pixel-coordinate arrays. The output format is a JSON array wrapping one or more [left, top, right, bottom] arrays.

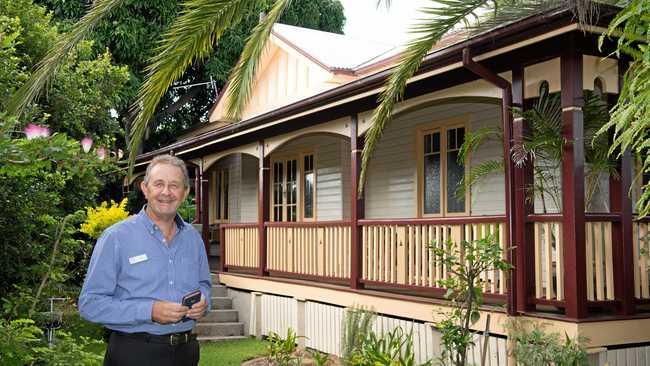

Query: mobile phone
[[182, 289, 201, 308]]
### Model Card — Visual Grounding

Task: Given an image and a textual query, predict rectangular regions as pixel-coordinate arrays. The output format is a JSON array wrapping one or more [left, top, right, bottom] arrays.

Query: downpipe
[[462, 48, 517, 315]]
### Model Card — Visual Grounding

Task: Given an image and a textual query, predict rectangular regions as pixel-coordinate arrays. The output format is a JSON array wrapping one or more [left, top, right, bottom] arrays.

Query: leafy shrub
[[266, 328, 302, 365], [177, 195, 196, 223], [80, 198, 129, 239], [430, 235, 510, 366], [350, 327, 430, 366], [35, 330, 103, 366], [508, 319, 588, 366], [0, 317, 103, 366], [0, 318, 42, 365], [341, 306, 376, 363]]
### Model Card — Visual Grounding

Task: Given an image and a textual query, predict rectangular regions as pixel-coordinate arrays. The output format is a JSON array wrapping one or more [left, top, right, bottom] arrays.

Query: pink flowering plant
[[0, 114, 113, 177]]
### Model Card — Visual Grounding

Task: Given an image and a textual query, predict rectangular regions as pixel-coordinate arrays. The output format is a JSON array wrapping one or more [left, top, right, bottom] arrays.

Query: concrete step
[[197, 335, 247, 342], [210, 273, 219, 284], [200, 309, 238, 323], [211, 285, 227, 297], [211, 297, 232, 310], [195, 322, 244, 337]]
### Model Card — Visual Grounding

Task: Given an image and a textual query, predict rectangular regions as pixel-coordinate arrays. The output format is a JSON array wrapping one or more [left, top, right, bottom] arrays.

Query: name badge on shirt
[[128, 254, 148, 264]]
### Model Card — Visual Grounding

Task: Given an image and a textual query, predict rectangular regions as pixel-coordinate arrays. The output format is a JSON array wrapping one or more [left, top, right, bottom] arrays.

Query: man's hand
[[186, 297, 208, 320], [152, 301, 188, 324]]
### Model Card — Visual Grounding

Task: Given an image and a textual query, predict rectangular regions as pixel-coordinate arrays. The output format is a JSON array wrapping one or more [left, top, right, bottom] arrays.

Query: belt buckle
[[169, 334, 178, 346]]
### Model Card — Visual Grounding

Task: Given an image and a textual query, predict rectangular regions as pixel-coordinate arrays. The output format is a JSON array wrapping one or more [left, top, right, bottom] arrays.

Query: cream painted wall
[[210, 43, 337, 123], [364, 102, 505, 219], [240, 155, 259, 222]]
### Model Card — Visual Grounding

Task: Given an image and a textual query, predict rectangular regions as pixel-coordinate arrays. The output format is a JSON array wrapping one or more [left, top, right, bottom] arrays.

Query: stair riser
[[200, 310, 238, 323], [211, 286, 227, 297], [211, 297, 232, 310], [195, 323, 244, 337]]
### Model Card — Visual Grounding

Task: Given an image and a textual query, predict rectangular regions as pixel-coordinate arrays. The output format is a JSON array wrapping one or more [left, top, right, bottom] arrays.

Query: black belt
[[112, 330, 196, 346]]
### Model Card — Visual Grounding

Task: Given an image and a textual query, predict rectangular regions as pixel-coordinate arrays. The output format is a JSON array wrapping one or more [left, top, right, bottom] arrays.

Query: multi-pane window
[[303, 154, 315, 219], [446, 127, 465, 213], [273, 161, 284, 221], [213, 169, 229, 222], [420, 124, 467, 216], [271, 154, 315, 222]]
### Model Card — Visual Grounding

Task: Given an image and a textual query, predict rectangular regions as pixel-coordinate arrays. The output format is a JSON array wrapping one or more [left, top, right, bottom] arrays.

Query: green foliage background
[[35, 0, 345, 151]]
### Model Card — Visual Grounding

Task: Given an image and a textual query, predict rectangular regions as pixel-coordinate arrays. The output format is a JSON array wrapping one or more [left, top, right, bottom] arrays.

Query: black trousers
[[104, 331, 200, 366]]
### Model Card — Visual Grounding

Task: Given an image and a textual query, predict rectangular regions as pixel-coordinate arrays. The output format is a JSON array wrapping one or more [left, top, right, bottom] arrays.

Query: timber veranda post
[[560, 34, 588, 319], [258, 140, 270, 277], [512, 65, 535, 314], [350, 114, 365, 289]]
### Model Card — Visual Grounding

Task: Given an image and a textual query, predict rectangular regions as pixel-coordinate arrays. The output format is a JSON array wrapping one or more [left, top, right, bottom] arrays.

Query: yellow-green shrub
[[80, 198, 129, 239]]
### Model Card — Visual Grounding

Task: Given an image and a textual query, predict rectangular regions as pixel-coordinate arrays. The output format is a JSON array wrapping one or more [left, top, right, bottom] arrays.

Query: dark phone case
[[182, 290, 201, 308]]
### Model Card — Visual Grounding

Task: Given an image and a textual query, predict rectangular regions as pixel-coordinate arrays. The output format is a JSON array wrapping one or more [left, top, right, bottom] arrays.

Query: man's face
[[141, 163, 188, 220]]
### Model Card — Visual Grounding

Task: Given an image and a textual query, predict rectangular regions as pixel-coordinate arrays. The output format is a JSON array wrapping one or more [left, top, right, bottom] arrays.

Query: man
[[79, 154, 211, 366]]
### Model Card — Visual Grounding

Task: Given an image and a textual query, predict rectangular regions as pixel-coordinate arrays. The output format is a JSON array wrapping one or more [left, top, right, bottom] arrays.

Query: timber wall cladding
[[364, 102, 504, 219], [240, 154, 259, 223]]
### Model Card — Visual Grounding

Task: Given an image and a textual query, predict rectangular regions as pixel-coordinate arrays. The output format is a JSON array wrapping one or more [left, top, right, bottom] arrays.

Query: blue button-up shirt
[[79, 208, 211, 335]]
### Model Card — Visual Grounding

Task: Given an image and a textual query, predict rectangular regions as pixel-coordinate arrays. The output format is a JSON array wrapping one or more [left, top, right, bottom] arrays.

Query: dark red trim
[[220, 225, 226, 272], [224, 266, 259, 275], [350, 115, 364, 290], [220, 223, 258, 229], [526, 213, 621, 223], [531, 297, 566, 307], [526, 214, 563, 222], [268, 270, 349, 283], [560, 35, 588, 319], [194, 166, 201, 224], [258, 141, 269, 277], [512, 65, 535, 314], [265, 221, 351, 228], [614, 59, 636, 316], [361, 280, 508, 301], [584, 213, 622, 222], [359, 216, 505, 226], [586, 300, 619, 307], [200, 175, 210, 255]]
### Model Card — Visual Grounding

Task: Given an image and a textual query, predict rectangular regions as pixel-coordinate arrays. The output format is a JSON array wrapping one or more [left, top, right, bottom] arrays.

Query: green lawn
[[68, 315, 268, 365], [200, 338, 268, 365]]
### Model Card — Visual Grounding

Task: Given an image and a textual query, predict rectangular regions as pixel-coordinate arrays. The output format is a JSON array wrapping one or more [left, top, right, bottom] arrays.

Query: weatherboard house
[[133, 6, 650, 364]]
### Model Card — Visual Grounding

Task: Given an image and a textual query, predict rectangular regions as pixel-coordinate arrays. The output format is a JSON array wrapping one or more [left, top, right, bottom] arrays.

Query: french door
[[272, 158, 298, 222]]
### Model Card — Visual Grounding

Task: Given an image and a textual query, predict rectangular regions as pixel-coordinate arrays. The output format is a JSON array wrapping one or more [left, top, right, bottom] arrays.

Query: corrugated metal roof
[[272, 23, 399, 71]]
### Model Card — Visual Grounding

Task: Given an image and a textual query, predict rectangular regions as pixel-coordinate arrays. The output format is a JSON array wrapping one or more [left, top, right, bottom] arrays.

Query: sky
[[339, 0, 432, 45]]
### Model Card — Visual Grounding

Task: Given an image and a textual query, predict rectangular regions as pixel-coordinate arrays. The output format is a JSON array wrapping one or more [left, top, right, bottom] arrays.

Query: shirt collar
[[137, 205, 185, 233]]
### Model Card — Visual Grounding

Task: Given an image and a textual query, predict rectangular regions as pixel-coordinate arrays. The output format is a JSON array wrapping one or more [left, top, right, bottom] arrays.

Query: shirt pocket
[[121, 254, 164, 293], [177, 255, 200, 292]]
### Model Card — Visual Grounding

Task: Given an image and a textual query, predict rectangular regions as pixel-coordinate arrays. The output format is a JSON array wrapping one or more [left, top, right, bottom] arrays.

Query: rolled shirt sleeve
[[79, 230, 154, 326]]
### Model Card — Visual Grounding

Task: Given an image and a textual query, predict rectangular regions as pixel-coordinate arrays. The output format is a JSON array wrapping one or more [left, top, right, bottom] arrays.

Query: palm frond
[[127, 0, 260, 172], [7, 0, 126, 116], [456, 159, 504, 199], [458, 126, 502, 163], [376, 0, 392, 9], [468, 0, 561, 35], [225, 0, 292, 120], [359, 0, 493, 193]]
